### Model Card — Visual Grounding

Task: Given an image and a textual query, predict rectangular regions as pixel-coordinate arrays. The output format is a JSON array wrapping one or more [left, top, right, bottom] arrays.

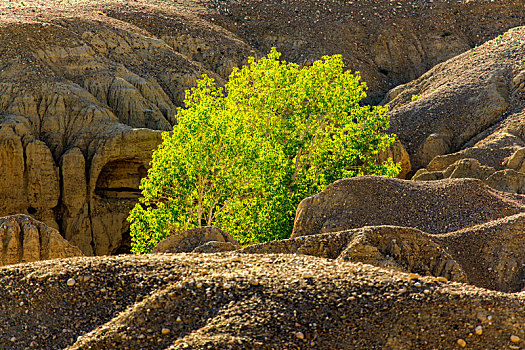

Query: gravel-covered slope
[[0, 254, 523, 350], [385, 25, 525, 176], [292, 176, 525, 238]]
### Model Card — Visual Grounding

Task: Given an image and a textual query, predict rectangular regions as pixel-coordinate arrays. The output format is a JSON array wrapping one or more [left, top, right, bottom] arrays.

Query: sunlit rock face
[[0, 214, 83, 266], [1, 0, 525, 254]]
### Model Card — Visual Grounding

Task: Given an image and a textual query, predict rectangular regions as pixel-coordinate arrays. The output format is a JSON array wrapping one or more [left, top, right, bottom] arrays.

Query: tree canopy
[[128, 48, 399, 253]]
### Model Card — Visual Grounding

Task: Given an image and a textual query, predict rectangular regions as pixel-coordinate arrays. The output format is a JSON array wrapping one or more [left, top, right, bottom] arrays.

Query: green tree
[[128, 48, 399, 253]]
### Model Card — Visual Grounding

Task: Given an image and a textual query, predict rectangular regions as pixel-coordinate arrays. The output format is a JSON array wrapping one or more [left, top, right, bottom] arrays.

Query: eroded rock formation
[[385, 26, 525, 193], [0, 214, 83, 266], [0, 10, 206, 255], [287, 176, 525, 292], [433, 213, 525, 293], [1, 0, 525, 255], [242, 226, 467, 283]]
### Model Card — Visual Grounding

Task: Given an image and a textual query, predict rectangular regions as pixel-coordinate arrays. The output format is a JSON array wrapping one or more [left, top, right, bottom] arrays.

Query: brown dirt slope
[[291, 176, 525, 238], [242, 226, 469, 283], [433, 212, 525, 293], [289, 176, 525, 292], [385, 25, 525, 182], [205, 0, 525, 102], [243, 221, 525, 293], [0, 0, 523, 255], [0, 254, 522, 350]]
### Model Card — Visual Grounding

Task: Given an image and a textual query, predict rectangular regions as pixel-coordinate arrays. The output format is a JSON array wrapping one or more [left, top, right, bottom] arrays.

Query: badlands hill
[[0, 0, 524, 349], [2, 178, 525, 349], [386, 25, 525, 177], [0, 0, 524, 255]]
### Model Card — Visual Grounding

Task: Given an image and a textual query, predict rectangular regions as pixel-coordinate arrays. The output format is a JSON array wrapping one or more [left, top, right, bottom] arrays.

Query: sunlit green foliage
[[128, 48, 399, 253]]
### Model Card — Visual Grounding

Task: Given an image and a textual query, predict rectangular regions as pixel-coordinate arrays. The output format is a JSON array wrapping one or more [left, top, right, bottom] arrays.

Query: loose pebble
[[66, 278, 76, 286], [457, 339, 466, 347], [475, 326, 482, 335], [510, 335, 520, 343], [161, 328, 170, 335], [409, 273, 420, 280]]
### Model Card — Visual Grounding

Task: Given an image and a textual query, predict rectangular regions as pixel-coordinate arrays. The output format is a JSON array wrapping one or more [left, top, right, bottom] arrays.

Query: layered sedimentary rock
[[0, 6, 209, 255]]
